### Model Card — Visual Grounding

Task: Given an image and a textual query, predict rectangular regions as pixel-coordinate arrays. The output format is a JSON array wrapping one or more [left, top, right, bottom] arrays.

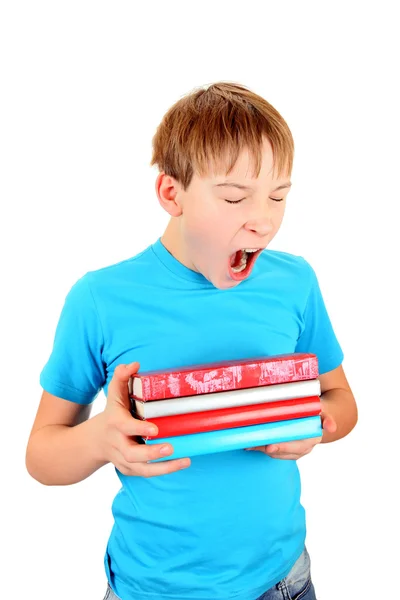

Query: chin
[[210, 276, 240, 291]]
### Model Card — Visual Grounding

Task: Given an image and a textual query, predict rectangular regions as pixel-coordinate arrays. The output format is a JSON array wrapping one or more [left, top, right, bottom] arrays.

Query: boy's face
[[157, 136, 292, 290]]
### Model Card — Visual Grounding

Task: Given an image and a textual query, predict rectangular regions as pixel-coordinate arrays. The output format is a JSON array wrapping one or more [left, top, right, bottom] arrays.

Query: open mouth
[[228, 248, 263, 281]]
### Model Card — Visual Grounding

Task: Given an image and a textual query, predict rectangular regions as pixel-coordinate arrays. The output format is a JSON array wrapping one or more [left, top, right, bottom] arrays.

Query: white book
[[133, 378, 321, 419]]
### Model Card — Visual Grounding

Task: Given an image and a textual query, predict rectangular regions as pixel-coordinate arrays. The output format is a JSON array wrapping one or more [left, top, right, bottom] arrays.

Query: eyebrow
[[213, 182, 292, 192]]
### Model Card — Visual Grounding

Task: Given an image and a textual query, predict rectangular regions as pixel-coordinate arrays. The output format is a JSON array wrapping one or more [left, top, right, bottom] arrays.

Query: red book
[[143, 396, 321, 439], [129, 352, 318, 401]]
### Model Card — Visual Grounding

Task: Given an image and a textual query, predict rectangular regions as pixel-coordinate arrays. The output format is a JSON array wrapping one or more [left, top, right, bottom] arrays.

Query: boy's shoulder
[[82, 244, 155, 283], [63, 244, 156, 304]]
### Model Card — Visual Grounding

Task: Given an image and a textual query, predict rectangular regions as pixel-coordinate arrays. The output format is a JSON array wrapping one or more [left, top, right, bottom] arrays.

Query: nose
[[243, 216, 274, 237]]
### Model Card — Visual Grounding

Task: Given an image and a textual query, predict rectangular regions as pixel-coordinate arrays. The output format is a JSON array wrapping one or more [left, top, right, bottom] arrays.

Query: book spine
[[147, 415, 322, 461], [144, 397, 321, 439], [135, 378, 321, 419], [131, 353, 318, 400]]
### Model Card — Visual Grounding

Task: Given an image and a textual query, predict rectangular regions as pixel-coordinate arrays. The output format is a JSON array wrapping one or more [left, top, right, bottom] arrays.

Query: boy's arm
[[319, 363, 358, 443], [26, 363, 191, 486], [246, 364, 358, 459], [25, 391, 109, 485]]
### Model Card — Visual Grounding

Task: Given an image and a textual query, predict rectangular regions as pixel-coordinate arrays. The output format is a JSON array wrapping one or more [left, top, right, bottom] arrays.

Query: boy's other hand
[[244, 411, 337, 460], [96, 361, 191, 477]]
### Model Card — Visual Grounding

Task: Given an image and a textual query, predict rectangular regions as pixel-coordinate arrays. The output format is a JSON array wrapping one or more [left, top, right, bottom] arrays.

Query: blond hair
[[150, 81, 294, 190]]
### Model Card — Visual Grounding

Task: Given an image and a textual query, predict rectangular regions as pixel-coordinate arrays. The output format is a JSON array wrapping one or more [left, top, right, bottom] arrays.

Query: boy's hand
[[97, 361, 191, 477], [244, 412, 337, 460]]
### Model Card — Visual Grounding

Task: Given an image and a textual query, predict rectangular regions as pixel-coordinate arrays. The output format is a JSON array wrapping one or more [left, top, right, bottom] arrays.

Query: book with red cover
[[143, 396, 321, 439], [129, 352, 318, 401]]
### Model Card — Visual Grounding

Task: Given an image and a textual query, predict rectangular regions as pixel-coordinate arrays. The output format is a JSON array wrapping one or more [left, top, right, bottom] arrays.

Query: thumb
[[108, 361, 140, 407], [322, 413, 337, 433]]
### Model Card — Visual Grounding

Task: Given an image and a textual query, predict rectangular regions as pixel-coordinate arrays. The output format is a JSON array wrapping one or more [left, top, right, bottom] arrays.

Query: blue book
[[146, 416, 322, 461]]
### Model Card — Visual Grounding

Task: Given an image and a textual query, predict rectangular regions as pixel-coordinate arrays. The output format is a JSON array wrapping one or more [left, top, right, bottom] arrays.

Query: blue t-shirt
[[40, 238, 343, 600]]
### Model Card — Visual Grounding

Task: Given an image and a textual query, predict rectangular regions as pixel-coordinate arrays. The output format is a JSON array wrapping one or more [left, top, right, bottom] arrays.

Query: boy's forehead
[[192, 141, 291, 188], [203, 165, 291, 189], [208, 156, 286, 184]]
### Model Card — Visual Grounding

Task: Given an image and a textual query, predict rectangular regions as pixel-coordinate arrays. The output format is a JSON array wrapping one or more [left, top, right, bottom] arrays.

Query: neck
[[161, 217, 192, 270]]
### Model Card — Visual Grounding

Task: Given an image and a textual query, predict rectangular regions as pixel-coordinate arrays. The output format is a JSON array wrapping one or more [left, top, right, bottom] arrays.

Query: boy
[[26, 82, 358, 600]]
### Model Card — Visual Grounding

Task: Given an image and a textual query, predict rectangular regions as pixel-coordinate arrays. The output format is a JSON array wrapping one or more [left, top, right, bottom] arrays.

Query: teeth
[[243, 248, 258, 253], [232, 263, 247, 273]]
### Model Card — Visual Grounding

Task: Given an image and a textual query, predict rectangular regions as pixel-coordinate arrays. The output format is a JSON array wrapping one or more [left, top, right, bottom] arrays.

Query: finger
[[245, 445, 313, 460], [117, 415, 159, 439], [114, 444, 191, 476], [245, 437, 321, 455], [121, 440, 178, 464], [266, 438, 321, 455], [108, 362, 141, 407], [121, 456, 191, 477]]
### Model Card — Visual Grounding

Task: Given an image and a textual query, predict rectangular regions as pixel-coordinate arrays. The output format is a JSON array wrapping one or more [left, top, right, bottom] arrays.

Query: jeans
[[103, 546, 316, 600]]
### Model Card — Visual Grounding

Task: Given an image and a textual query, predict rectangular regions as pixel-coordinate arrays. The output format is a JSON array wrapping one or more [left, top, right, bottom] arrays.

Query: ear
[[155, 173, 183, 217]]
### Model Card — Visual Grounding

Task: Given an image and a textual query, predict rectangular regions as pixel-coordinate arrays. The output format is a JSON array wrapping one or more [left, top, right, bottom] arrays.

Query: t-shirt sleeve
[[295, 259, 344, 375], [39, 274, 106, 404]]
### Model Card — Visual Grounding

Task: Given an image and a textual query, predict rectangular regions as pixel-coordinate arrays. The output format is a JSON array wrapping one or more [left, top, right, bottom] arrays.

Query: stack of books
[[128, 353, 322, 462]]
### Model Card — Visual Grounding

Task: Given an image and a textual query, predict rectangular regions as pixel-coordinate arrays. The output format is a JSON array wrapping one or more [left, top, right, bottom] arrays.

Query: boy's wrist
[[85, 412, 111, 468]]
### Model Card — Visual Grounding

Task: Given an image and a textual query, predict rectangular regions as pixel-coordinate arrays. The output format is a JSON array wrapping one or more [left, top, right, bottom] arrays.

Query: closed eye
[[224, 198, 246, 204], [224, 197, 284, 204]]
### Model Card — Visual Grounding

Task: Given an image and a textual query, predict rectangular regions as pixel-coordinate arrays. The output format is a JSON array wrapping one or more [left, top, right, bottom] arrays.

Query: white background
[[1, 1, 399, 598]]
